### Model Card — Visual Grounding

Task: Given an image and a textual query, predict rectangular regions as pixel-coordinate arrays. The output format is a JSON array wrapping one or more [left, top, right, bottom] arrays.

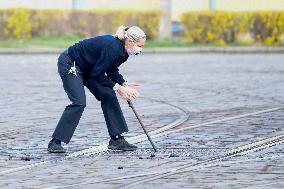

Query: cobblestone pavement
[[0, 53, 283, 188]]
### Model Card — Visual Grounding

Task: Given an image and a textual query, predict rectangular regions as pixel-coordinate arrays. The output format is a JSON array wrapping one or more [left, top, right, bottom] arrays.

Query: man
[[48, 26, 146, 153]]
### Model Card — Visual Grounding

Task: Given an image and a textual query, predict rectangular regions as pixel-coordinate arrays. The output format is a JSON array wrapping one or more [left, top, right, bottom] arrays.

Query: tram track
[[42, 104, 284, 188], [0, 103, 282, 177], [118, 134, 284, 188], [46, 134, 284, 189]]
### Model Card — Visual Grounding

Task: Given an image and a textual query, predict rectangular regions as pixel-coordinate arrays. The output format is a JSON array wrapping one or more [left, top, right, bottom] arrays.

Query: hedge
[[181, 11, 284, 45], [0, 8, 160, 40]]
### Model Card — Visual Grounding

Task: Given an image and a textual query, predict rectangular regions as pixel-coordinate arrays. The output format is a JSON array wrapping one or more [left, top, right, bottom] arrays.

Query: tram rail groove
[[0, 105, 282, 177], [73, 107, 283, 158], [117, 134, 284, 188], [44, 106, 284, 188], [47, 154, 284, 189], [0, 97, 282, 183], [45, 134, 284, 189]]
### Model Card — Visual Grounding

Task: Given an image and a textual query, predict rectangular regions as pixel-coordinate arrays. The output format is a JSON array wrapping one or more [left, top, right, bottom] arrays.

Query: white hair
[[114, 25, 146, 42]]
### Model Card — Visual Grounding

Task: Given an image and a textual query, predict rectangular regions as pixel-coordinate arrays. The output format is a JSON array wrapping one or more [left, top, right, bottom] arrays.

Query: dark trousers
[[52, 51, 128, 144]]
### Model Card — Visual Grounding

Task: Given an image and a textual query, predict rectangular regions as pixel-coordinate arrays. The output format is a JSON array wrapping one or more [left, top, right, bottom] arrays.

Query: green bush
[[0, 9, 160, 40], [181, 11, 284, 45]]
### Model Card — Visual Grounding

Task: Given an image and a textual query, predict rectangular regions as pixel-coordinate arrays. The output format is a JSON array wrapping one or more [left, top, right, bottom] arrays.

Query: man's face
[[126, 38, 146, 50], [125, 38, 146, 56]]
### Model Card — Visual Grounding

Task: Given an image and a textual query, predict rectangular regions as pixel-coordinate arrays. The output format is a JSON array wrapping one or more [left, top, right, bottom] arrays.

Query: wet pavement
[[0, 53, 284, 188]]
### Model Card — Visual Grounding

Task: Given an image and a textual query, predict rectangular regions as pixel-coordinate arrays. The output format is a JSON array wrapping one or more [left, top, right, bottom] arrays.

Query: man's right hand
[[117, 85, 140, 100]]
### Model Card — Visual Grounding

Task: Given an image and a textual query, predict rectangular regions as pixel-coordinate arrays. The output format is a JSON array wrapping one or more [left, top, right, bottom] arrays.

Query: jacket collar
[[116, 37, 129, 59]]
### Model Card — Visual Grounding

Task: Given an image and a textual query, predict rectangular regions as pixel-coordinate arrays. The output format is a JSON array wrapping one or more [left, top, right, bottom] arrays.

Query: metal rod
[[127, 100, 158, 152]]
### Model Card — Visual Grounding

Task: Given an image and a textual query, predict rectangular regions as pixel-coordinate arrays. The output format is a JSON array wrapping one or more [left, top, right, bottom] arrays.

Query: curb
[[144, 47, 284, 54], [0, 47, 283, 54]]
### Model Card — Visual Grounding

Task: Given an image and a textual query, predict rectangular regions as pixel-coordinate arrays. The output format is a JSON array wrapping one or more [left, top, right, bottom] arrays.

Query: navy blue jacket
[[67, 35, 129, 86]]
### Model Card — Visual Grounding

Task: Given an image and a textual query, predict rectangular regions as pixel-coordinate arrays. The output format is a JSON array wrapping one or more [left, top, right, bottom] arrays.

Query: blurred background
[[0, 0, 283, 48]]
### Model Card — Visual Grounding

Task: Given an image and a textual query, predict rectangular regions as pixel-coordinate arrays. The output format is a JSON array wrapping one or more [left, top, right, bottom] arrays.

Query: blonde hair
[[114, 25, 146, 42]]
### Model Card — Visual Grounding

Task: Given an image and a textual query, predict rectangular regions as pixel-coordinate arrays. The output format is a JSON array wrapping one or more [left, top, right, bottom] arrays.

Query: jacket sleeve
[[106, 67, 126, 85], [90, 47, 118, 78]]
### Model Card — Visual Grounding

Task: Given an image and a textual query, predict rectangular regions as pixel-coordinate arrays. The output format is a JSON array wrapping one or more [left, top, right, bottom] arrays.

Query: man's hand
[[127, 86, 140, 99], [125, 82, 140, 100], [117, 86, 130, 100], [117, 85, 140, 100]]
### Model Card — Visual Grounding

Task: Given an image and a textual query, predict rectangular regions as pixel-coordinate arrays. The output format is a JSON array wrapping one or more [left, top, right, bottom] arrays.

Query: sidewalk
[[0, 46, 283, 54]]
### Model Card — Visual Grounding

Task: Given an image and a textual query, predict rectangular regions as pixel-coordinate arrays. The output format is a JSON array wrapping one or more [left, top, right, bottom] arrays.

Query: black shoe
[[47, 138, 66, 153], [108, 136, 137, 151]]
